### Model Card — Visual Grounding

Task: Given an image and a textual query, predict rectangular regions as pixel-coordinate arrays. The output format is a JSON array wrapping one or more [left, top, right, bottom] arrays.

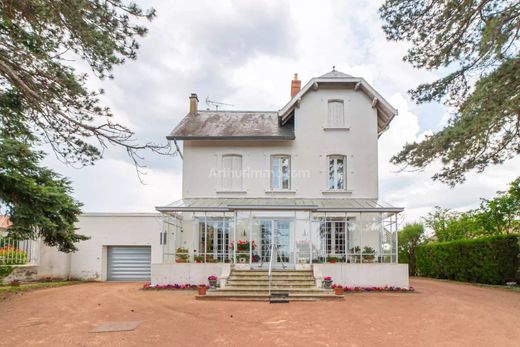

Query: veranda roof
[[156, 198, 403, 213]]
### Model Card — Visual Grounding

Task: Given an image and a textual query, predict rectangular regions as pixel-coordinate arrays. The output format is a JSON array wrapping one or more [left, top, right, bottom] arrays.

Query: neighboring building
[[153, 69, 408, 289]]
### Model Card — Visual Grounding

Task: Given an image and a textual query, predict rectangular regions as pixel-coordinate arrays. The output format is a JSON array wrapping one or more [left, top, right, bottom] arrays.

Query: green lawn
[[0, 281, 83, 295]]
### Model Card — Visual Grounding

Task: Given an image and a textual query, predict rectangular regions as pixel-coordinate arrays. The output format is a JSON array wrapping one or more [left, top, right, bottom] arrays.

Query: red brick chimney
[[290, 73, 301, 98]]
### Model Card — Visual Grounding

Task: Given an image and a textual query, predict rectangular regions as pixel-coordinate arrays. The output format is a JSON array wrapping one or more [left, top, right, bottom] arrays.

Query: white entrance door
[[259, 220, 292, 268]]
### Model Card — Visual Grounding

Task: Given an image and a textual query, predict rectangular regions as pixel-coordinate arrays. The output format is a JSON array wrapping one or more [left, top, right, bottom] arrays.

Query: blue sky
[[42, 0, 520, 223]]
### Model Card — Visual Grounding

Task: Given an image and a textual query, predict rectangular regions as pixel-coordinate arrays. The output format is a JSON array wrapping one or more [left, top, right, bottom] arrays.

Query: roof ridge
[[198, 110, 277, 113]]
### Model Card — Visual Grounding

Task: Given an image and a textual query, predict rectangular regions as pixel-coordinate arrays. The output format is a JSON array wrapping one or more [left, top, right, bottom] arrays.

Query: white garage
[[32, 213, 163, 282], [107, 246, 152, 281]]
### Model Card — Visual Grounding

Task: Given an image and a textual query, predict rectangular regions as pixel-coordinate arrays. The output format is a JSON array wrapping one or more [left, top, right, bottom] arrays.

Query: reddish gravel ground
[[1, 277, 519, 346]]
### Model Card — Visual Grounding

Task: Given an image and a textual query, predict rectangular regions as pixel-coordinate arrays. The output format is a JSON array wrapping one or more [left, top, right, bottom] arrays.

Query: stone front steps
[[197, 268, 343, 302]]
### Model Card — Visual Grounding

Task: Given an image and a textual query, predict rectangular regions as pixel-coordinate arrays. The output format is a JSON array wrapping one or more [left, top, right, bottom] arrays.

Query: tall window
[[320, 221, 346, 256], [271, 155, 290, 190], [199, 219, 231, 262], [327, 100, 345, 127], [328, 155, 345, 190], [222, 154, 242, 190]]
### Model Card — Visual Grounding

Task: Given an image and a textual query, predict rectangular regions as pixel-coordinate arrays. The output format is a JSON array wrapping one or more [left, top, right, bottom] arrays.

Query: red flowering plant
[[229, 240, 256, 252], [330, 284, 415, 292], [208, 275, 218, 288], [322, 276, 333, 289], [143, 283, 198, 290]]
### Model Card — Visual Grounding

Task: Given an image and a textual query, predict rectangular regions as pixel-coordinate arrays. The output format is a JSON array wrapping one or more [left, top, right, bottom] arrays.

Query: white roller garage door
[[107, 246, 151, 281]]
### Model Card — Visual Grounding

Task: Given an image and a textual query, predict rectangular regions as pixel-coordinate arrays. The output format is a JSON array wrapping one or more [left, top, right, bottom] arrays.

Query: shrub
[[0, 245, 28, 265], [416, 234, 519, 285], [0, 265, 14, 279], [398, 223, 426, 275]]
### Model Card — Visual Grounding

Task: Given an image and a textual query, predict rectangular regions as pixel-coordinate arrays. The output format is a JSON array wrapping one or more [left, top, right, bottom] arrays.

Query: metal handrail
[[267, 242, 275, 297]]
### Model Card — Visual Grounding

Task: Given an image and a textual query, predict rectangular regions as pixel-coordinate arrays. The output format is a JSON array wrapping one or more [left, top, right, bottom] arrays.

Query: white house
[[152, 69, 408, 291], [3, 70, 408, 294]]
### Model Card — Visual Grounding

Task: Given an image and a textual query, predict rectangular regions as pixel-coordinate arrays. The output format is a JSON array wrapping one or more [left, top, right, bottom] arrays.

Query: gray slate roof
[[168, 111, 294, 140], [320, 70, 353, 78], [156, 198, 403, 213]]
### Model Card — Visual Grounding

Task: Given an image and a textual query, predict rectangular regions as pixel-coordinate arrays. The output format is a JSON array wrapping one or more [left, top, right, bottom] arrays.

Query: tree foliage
[[0, 1, 167, 251], [0, 0, 169, 170], [476, 176, 520, 234], [0, 91, 86, 252], [423, 176, 520, 241], [380, 0, 520, 185], [423, 207, 483, 242], [398, 223, 426, 275]]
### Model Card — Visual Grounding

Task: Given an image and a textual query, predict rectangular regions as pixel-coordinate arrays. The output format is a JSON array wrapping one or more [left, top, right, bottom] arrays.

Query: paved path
[[1, 278, 519, 346]]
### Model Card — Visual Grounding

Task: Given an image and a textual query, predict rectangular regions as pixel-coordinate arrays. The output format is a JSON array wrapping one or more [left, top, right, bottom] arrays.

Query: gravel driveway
[[1, 278, 519, 346]]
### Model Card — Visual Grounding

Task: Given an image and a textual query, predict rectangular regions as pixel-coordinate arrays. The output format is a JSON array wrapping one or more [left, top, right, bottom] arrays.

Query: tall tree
[[0, 0, 168, 169], [0, 91, 86, 252], [380, 0, 520, 186], [0, 1, 168, 250], [476, 176, 520, 234]]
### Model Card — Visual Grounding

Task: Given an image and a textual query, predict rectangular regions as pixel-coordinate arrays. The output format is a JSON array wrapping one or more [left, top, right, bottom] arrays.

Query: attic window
[[327, 100, 345, 127]]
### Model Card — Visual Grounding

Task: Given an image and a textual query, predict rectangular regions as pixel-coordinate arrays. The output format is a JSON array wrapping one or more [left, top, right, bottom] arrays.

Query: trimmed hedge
[[416, 234, 519, 285]]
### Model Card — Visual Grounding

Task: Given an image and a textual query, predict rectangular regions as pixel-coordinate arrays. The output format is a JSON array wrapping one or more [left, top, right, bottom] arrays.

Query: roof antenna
[[205, 96, 234, 111]]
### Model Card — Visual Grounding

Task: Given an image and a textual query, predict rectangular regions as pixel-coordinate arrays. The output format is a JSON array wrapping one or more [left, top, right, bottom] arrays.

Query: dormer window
[[271, 155, 291, 190], [222, 154, 242, 190], [327, 100, 345, 127], [328, 155, 345, 190]]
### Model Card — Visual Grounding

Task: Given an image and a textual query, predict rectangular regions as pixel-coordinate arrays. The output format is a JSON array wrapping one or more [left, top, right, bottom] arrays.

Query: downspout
[[66, 252, 72, 280], [173, 139, 183, 160]]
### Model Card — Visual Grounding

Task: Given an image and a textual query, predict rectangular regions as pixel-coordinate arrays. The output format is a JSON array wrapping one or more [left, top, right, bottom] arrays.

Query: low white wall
[[151, 263, 230, 286], [314, 263, 409, 288], [16, 213, 163, 281], [68, 213, 163, 280]]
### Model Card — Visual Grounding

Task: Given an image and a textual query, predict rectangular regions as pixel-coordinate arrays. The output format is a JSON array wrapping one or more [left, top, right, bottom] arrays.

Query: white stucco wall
[[182, 87, 379, 199], [29, 213, 163, 281], [314, 263, 409, 288], [151, 263, 230, 286]]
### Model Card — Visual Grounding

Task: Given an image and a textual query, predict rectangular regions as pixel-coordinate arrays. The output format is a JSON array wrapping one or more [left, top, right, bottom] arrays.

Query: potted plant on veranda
[[198, 284, 207, 295], [350, 246, 361, 263], [194, 255, 204, 263], [326, 255, 340, 263], [208, 275, 218, 289], [362, 246, 376, 263], [230, 240, 255, 263], [175, 247, 190, 263], [322, 276, 333, 289], [334, 285, 344, 295]]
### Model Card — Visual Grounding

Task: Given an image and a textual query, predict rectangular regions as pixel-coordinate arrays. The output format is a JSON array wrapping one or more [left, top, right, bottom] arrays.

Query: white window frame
[[327, 155, 346, 190], [270, 155, 291, 190], [327, 99, 345, 128], [221, 154, 243, 191]]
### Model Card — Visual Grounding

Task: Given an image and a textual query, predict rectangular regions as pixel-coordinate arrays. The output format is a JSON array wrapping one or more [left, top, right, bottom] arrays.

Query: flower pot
[[195, 260, 202, 263], [198, 286, 207, 295], [176, 259, 186, 263], [322, 279, 333, 289], [334, 287, 344, 295], [208, 280, 218, 288], [328, 260, 337, 264]]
